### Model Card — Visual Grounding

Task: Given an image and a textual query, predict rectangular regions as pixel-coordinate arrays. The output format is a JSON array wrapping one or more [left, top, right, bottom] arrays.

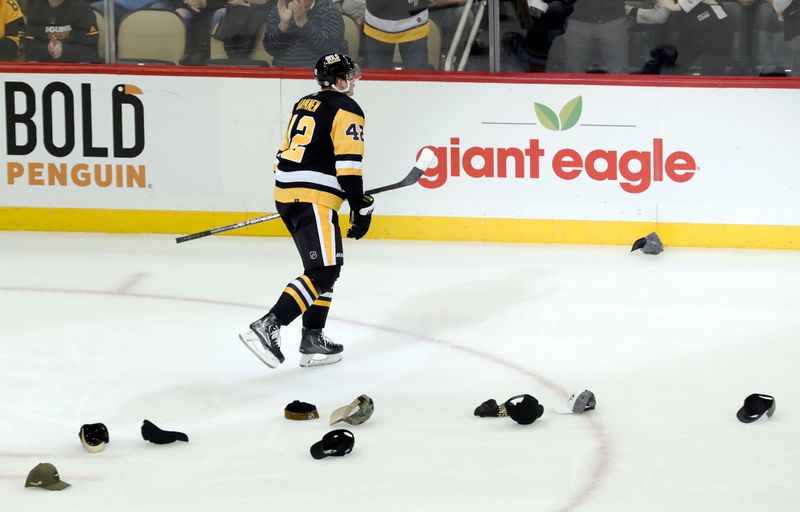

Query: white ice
[[1, 231, 799, 512]]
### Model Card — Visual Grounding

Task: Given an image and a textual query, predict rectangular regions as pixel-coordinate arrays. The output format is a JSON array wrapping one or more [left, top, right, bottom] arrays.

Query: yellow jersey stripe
[[364, 23, 429, 44]]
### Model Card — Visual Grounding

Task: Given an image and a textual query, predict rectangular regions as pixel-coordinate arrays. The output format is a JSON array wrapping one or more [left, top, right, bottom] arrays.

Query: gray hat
[[554, 389, 596, 414], [631, 232, 663, 255], [329, 395, 374, 426]]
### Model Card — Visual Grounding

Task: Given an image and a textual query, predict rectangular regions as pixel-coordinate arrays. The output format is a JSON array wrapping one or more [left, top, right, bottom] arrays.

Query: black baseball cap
[[310, 429, 355, 459], [141, 419, 189, 444], [736, 394, 776, 423], [504, 394, 544, 425], [79, 423, 109, 453], [285, 400, 320, 421]]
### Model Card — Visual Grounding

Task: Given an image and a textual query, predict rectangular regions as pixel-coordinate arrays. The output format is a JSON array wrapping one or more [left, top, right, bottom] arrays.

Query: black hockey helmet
[[314, 53, 360, 88]]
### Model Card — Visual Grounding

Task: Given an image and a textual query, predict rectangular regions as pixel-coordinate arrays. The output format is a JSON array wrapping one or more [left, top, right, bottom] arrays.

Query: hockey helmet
[[314, 53, 360, 88]]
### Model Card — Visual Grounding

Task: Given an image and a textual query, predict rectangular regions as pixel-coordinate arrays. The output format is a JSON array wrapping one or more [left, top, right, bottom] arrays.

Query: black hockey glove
[[347, 194, 374, 240]]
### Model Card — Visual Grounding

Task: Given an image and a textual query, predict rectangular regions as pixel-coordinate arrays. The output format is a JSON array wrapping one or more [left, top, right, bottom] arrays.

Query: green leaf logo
[[535, 103, 559, 131], [559, 96, 582, 131], [535, 96, 583, 131]]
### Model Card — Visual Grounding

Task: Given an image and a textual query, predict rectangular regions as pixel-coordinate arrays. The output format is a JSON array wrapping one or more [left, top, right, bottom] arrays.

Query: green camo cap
[[25, 463, 70, 490]]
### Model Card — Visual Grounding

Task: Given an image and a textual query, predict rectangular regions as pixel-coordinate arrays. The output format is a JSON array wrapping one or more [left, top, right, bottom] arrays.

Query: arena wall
[[2, 64, 799, 249]]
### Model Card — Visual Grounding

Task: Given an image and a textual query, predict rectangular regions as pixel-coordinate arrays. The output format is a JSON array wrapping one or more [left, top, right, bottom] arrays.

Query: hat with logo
[[736, 393, 776, 423], [310, 429, 355, 459], [284, 400, 320, 421], [631, 232, 663, 255], [330, 394, 374, 426], [25, 463, 70, 490], [141, 419, 189, 444], [554, 389, 597, 415], [504, 394, 544, 425], [473, 398, 507, 417], [79, 423, 109, 453]]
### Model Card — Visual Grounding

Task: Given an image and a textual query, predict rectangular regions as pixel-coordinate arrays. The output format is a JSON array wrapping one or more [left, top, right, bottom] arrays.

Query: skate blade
[[239, 331, 280, 369], [299, 352, 343, 368]]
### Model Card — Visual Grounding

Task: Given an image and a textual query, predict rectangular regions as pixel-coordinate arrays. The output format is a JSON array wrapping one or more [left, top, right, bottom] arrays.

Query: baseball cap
[[554, 389, 596, 415], [310, 429, 355, 459], [736, 393, 776, 423], [79, 423, 109, 453], [504, 394, 544, 425], [330, 394, 374, 425], [25, 463, 70, 490], [141, 419, 189, 444], [631, 232, 663, 254], [284, 400, 320, 421]]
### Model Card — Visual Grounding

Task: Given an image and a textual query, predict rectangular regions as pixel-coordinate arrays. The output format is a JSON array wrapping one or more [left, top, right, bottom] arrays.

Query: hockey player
[[239, 53, 373, 369]]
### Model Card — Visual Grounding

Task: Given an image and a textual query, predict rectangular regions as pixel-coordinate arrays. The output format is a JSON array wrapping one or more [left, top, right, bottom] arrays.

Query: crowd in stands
[[1, 0, 797, 76]]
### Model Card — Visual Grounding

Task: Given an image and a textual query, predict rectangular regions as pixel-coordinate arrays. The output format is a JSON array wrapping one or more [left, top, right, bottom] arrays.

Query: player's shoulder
[[318, 90, 364, 119]]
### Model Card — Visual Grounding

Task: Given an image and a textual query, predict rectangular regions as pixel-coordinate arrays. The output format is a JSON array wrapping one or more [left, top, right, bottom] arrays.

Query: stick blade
[[415, 148, 435, 171]]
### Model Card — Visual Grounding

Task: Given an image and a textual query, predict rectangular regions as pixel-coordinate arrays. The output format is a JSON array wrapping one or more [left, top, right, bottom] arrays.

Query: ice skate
[[299, 328, 343, 367], [239, 313, 285, 368]]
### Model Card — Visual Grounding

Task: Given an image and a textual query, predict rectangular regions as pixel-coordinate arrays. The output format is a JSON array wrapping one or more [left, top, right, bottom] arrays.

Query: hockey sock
[[302, 291, 333, 329], [270, 274, 320, 325]]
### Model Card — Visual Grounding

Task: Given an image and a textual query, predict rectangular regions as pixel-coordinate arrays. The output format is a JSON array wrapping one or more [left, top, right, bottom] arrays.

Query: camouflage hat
[[25, 463, 70, 491], [329, 394, 374, 426], [631, 232, 663, 255]]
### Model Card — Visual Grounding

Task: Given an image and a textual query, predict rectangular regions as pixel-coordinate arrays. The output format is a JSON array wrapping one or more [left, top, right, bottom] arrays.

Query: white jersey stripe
[[275, 169, 344, 191], [335, 160, 363, 170], [365, 9, 428, 33]]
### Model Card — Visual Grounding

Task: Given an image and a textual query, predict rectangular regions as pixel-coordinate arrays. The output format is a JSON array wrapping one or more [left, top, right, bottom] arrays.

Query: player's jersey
[[274, 90, 365, 211], [365, 0, 429, 44], [0, 0, 24, 43]]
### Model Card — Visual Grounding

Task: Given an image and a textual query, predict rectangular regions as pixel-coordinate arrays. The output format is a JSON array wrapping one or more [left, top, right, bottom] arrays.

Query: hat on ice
[[473, 398, 507, 417], [310, 429, 355, 459], [631, 232, 663, 255], [284, 400, 320, 421], [554, 390, 596, 415], [141, 419, 189, 444], [736, 394, 776, 423], [25, 463, 70, 490], [504, 394, 544, 425], [330, 395, 374, 426], [79, 423, 109, 453]]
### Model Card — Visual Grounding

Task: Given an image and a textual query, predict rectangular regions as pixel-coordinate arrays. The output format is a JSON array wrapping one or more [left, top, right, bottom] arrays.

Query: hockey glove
[[347, 194, 374, 240]]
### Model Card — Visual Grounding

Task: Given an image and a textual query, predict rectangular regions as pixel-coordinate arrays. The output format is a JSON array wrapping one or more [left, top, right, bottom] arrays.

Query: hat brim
[[554, 403, 577, 414], [329, 402, 356, 426], [310, 440, 328, 460], [43, 481, 70, 490], [736, 407, 762, 423]]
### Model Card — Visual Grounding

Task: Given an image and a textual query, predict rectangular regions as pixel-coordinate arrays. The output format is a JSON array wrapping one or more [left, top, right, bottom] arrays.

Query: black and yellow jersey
[[0, 0, 24, 44], [274, 90, 365, 211], [365, 0, 429, 43]]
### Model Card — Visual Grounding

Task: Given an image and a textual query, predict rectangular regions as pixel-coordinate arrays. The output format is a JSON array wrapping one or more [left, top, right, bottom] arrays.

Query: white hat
[[554, 390, 596, 414]]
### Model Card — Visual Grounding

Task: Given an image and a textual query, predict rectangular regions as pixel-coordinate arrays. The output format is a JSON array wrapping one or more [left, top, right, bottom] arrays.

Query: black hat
[[736, 394, 776, 423], [473, 399, 507, 417], [504, 394, 544, 425], [141, 419, 189, 444], [284, 400, 320, 421], [310, 429, 355, 459], [79, 423, 109, 453]]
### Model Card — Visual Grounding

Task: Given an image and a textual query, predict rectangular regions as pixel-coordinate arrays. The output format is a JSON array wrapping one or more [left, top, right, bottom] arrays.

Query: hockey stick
[[175, 148, 434, 244]]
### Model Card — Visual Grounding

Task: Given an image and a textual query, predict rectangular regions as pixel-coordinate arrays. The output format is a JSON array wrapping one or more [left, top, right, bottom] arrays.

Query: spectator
[[211, 0, 272, 60], [91, 0, 175, 26], [557, 0, 629, 73], [263, 0, 346, 67], [502, 0, 576, 72], [364, 0, 429, 69], [24, 0, 100, 62], [656, 0, 735, 75], [0, 0, 24, 61], [334, 0, 365, 27], [774, 0, 799, 75], [172, 0, 227, 62]]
